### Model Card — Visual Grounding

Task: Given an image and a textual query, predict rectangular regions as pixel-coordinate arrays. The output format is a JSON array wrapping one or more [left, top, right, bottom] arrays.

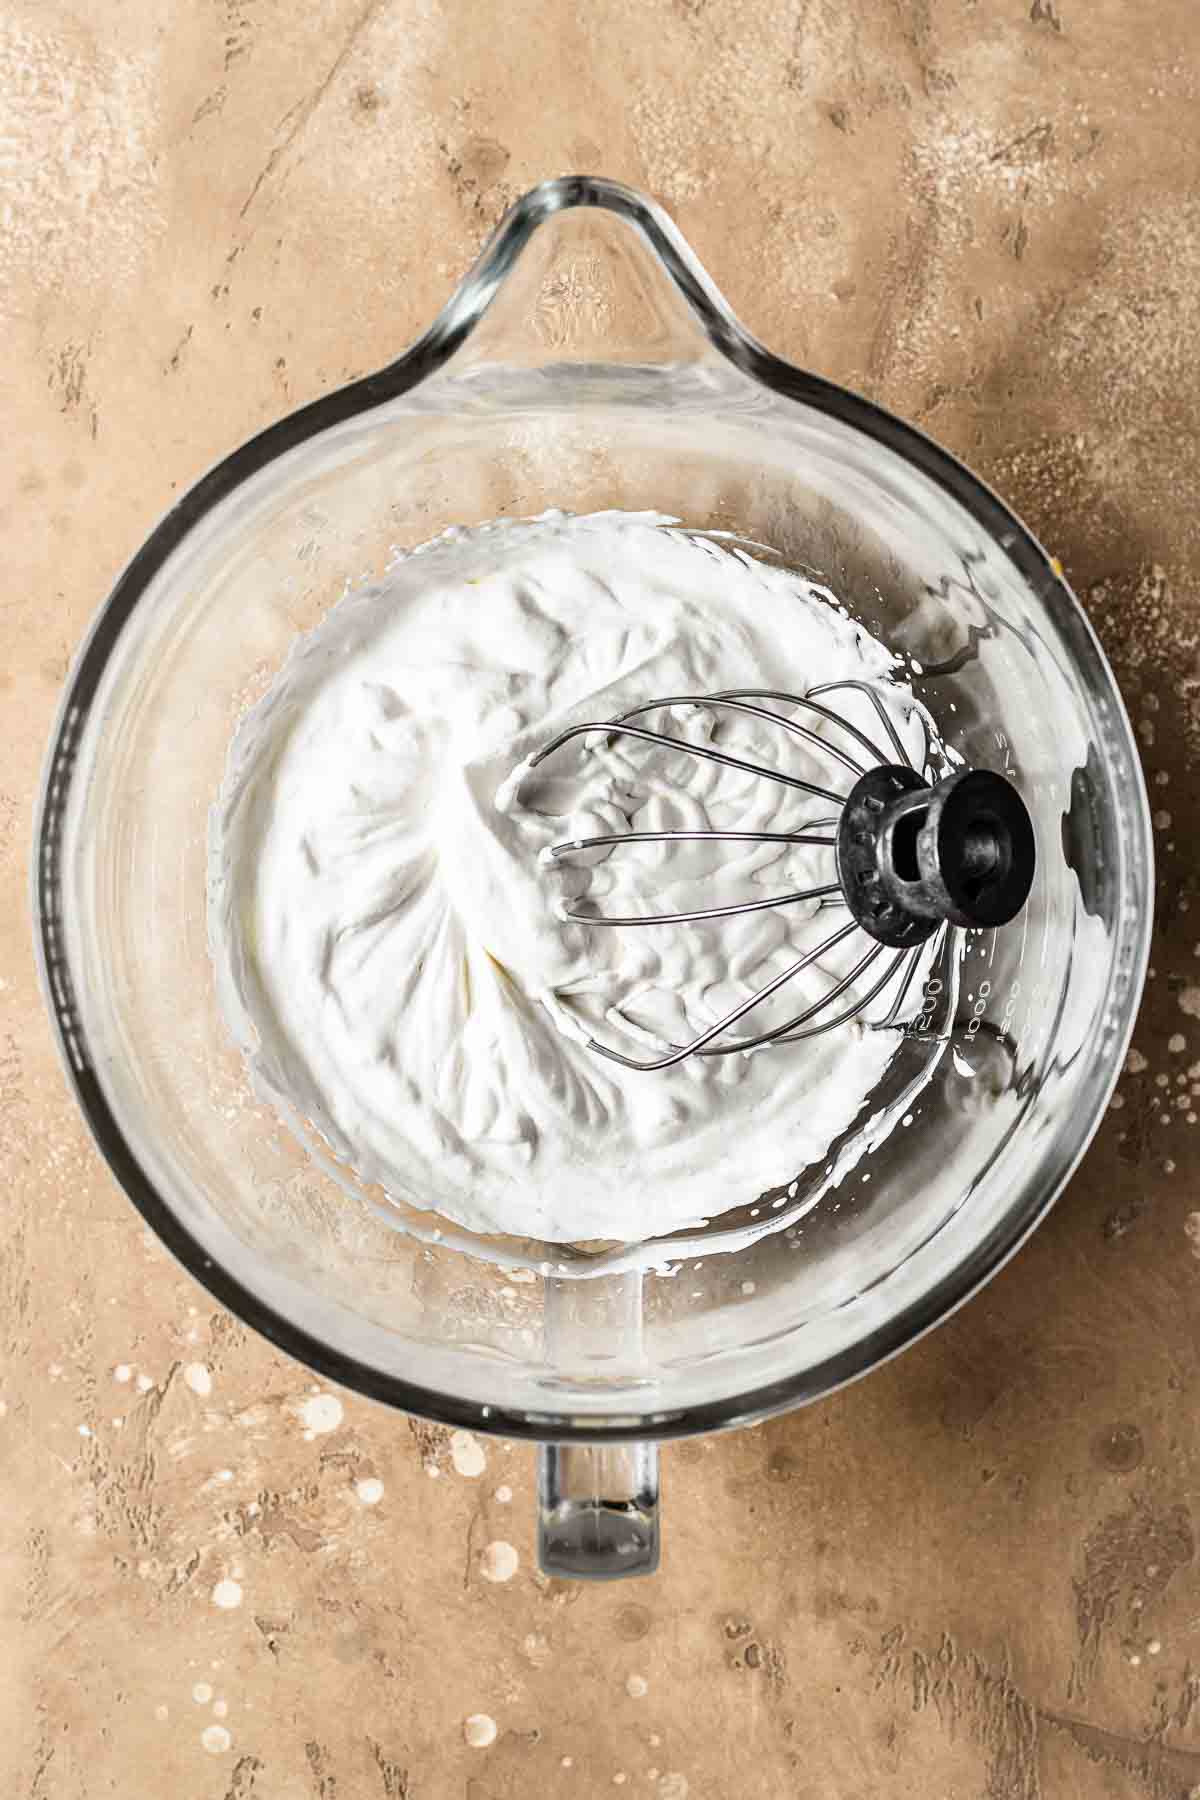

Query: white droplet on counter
[[625, 1673, 648, 1698], [184, 1363, 213, 1398], [114, 1365, 132, 1383], [356, 1477, 385, 1506], [299, 1393, 343, 1436], [136, 1373, 155, 1393], [201, 1725, 232, 1754], [1169, 1033, 1188, 1054], [154, 1705, 169, 1722], [464, 1713, 497, 1748], [1180, 989, 1200, 1020], [479, 1540, 518, 1583], [192, 1682, 213, 1705], [77, 1424, 92, 1438], [211, 1578, 243, 1610], [494, 1484, 512, 1504], [450, 1430, 486, 1478]]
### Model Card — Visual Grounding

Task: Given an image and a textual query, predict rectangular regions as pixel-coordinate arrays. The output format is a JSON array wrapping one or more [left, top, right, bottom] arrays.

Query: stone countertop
[[3, 2, 1199, 1795]]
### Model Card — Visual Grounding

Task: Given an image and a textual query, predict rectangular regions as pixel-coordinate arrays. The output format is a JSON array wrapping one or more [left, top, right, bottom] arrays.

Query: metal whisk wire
[[524, 684, 939, 1071]]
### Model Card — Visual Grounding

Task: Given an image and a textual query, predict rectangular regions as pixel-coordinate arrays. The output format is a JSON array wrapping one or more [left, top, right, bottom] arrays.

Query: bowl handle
[[538, 1441, 660, 1580]]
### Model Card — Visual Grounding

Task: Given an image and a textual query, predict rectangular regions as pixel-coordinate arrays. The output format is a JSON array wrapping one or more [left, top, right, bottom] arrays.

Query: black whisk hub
[[838, 765, 1036, 948], [523, 682, 1038, 1071]]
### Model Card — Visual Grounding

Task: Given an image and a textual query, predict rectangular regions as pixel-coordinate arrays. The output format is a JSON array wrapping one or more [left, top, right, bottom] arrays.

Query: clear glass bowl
[[35, 178, 1151, 1578]]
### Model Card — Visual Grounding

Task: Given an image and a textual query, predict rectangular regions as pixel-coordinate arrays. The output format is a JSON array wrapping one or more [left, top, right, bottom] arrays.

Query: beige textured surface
[[3, 2, 1200, 1794]]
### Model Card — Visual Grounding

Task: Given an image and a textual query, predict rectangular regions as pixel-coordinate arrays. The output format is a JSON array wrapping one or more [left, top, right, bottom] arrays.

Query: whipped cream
[[209, 512, 929, 1244]]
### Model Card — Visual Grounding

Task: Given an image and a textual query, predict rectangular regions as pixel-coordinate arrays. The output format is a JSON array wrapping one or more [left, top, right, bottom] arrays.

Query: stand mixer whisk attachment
[[526, 683, 1036, 1073]]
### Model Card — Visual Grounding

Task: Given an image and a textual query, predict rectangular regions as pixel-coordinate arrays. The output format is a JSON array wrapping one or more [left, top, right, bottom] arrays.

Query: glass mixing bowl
[[34, 178, 1151, 1579]]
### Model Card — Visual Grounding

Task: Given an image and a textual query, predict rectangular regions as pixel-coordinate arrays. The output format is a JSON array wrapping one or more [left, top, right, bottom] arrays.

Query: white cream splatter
[[184, 1363, 213, 1398], [479, 1540, 518, 1583], [1170, 1033, 1189, 1053], [464, 1713, 498, 1748], [201, 1725, 232, 1754], [114, 1364, 132, 1383], [298, 1393, 343, 1437], [211, 1578, 243, 1610], [494, 1484, 513, 1504], [658, 1777, 689, 1800], [450, 1430, 486, 1478], [1180, 989, 1200, 1020], [136, 1373, 154, 1393], [356, 1477, 385, 1506], [154, 1704, 168, 1722], [192, 1682, 213, 1705], [1126, 1048, 1148, 1074], [625, 1673, 649, 1698]]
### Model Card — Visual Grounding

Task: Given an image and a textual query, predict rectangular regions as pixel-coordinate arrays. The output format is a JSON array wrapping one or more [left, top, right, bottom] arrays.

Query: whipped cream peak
[[209, 511, 931, 1244]]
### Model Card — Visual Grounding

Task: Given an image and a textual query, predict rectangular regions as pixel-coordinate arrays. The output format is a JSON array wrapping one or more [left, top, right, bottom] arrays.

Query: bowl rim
[[32, 175, 1153, 1441]]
